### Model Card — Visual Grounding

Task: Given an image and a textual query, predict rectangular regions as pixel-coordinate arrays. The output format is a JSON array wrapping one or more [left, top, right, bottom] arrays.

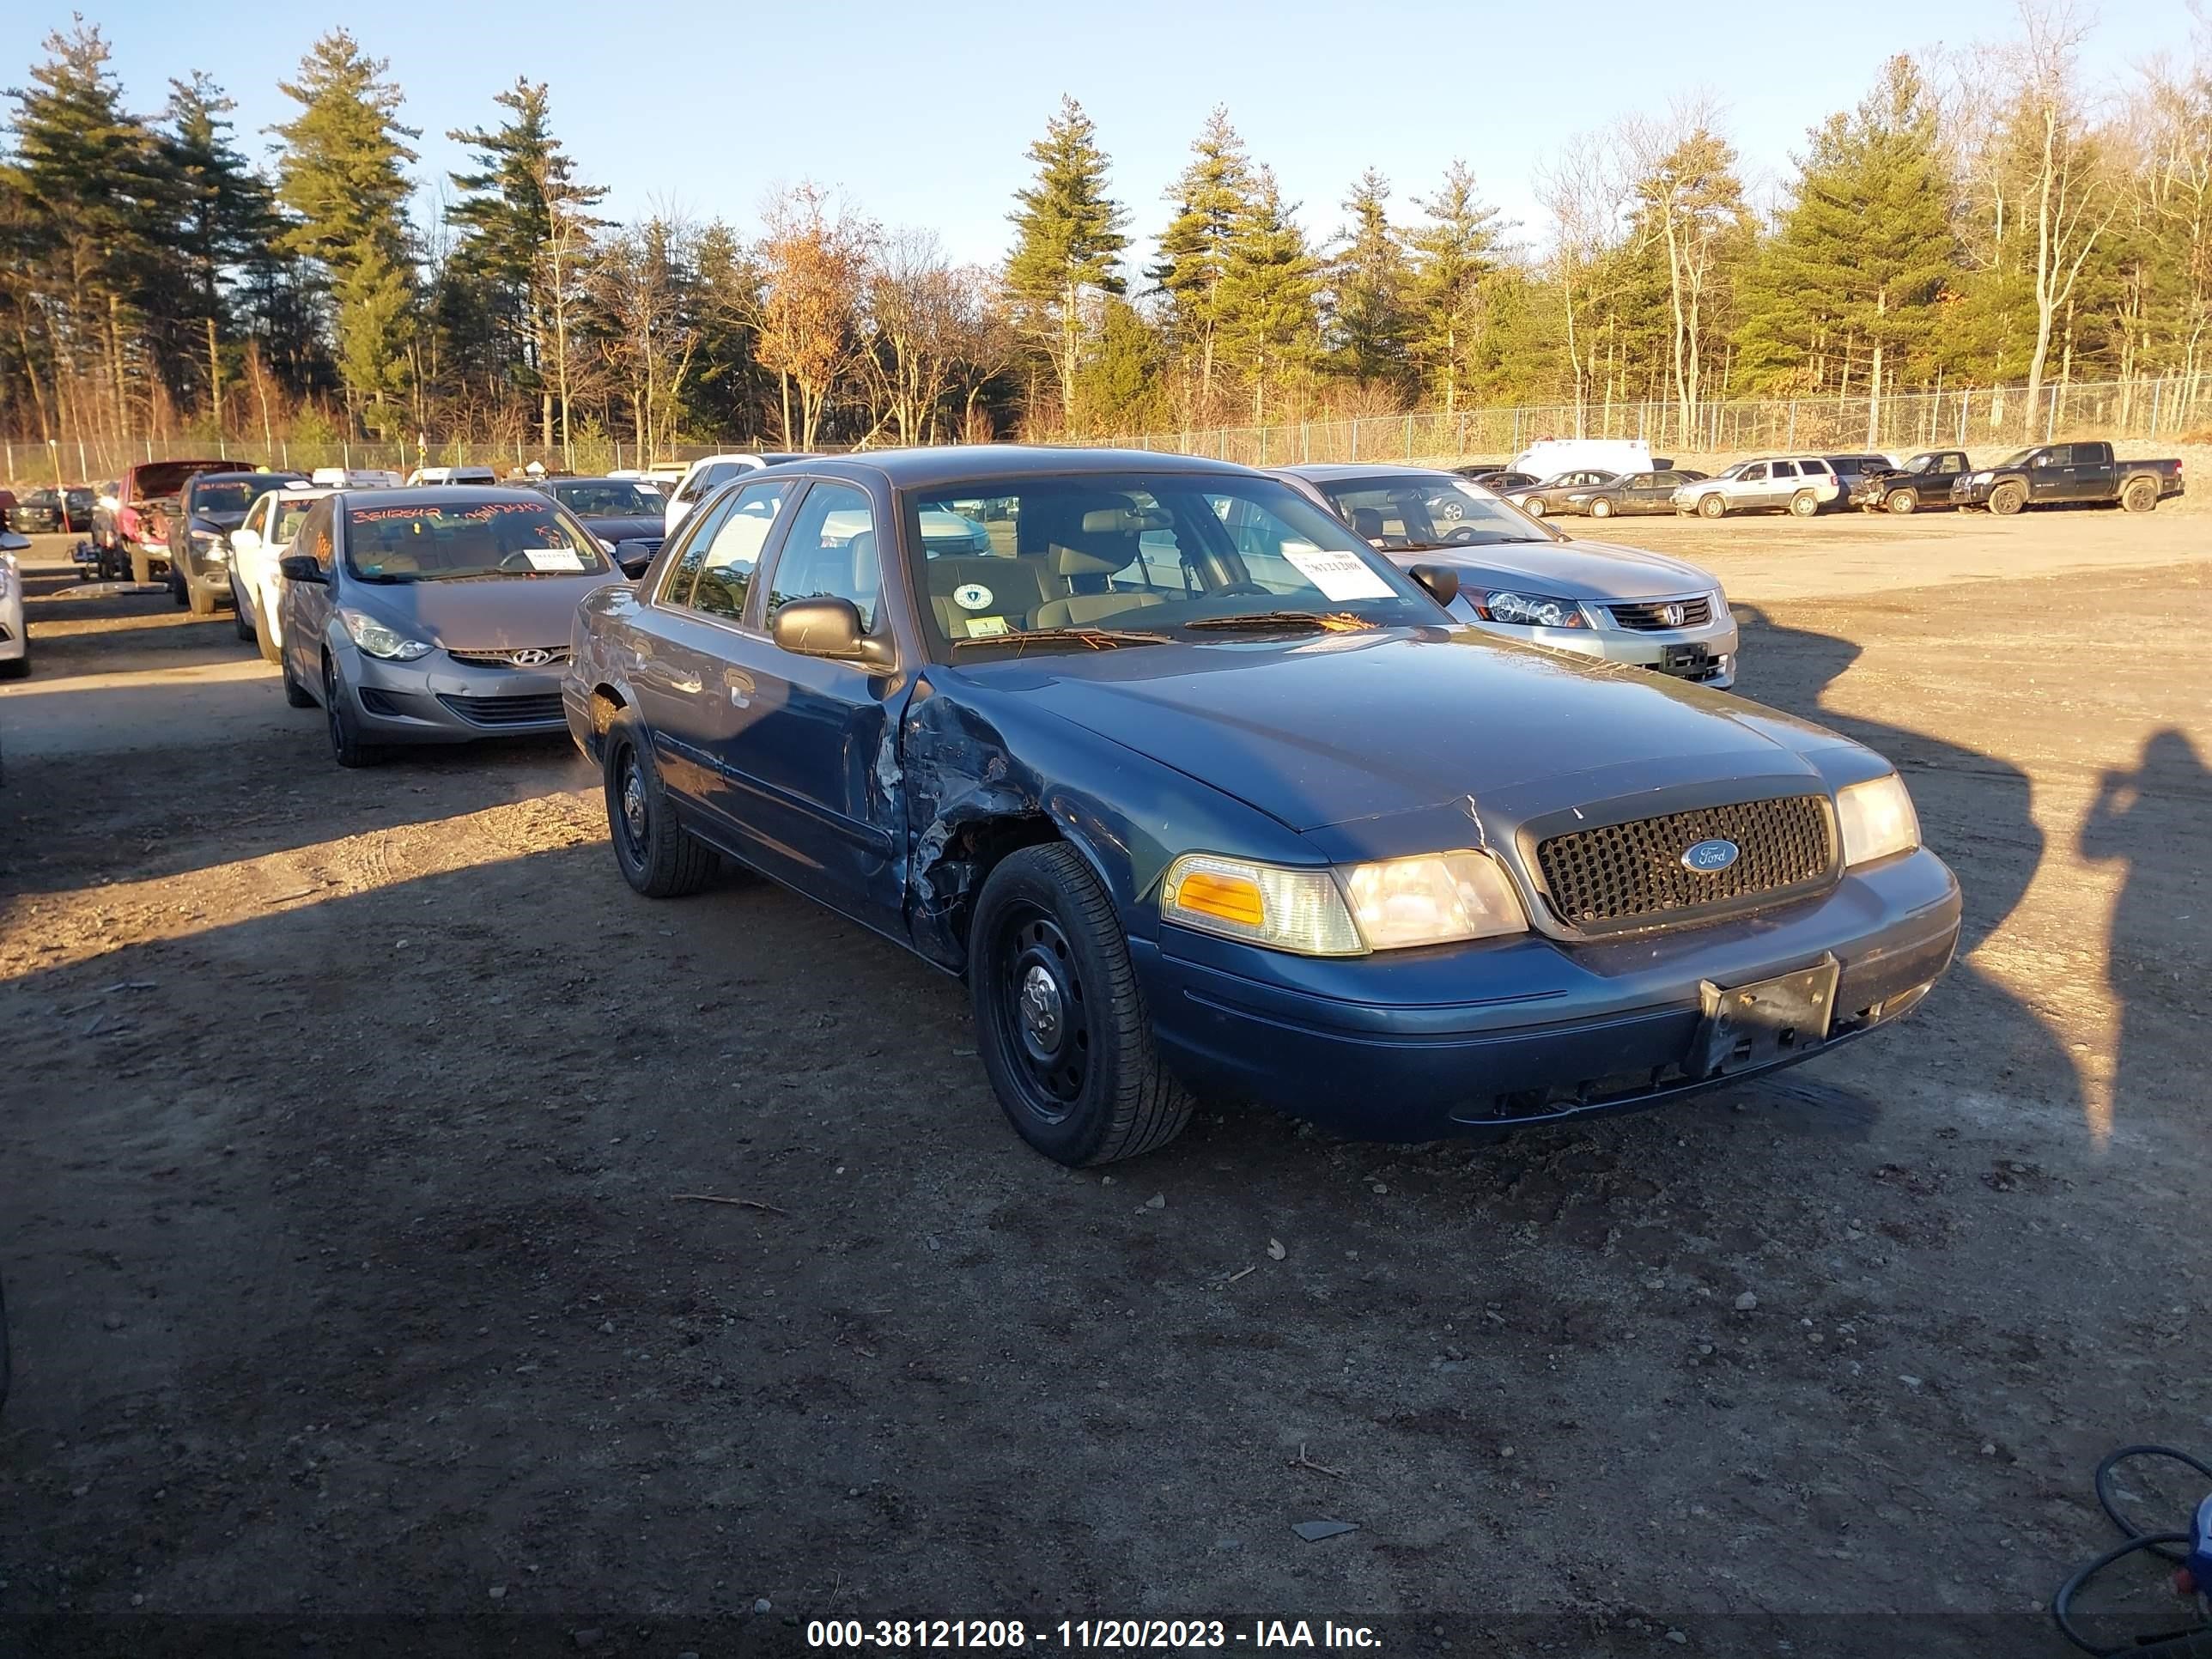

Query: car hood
[[573, 514, 665, 544], [353, 572, 621, 649], [961, 628, 1839, 833], [1392, 538, 1717, 600], [192, 509, 251, 533]]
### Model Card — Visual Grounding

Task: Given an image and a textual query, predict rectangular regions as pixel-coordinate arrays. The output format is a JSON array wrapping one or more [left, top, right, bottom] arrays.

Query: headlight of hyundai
[[1161, 850, 1526, 957], [337, 607, 433, 661], [1468, 589, 1588, 629], [1835, 773, 1920, 867]]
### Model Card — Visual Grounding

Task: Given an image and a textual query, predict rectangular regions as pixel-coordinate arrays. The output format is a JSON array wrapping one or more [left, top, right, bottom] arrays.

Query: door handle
[[640, 660, 702, 695], [725, 670, 754, 708]]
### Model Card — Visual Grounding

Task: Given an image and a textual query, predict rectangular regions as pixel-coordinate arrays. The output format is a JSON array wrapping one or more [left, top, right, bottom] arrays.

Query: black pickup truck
[[1852, 450, 1972, 514], [1951, 441, 2184, 516]]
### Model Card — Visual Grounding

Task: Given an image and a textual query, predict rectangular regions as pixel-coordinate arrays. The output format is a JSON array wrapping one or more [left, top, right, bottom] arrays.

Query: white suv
[[1673, 457, 1840, 519], [664, 452, 816, 535]]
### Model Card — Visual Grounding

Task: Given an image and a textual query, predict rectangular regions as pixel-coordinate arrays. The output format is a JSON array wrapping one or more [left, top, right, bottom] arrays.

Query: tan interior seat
[[1031, 544, 1167, 629], [926, 555, 1050, 636]]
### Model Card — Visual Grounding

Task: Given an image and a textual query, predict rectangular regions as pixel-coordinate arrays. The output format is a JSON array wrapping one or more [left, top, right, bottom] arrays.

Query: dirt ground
[[2, 503, 2209, 1657]]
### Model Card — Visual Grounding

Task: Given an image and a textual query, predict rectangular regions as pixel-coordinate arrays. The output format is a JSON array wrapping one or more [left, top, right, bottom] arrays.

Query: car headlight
[[1468, 589, 1588, 629], [1160, 850, 1525, 956], [191, 529, 228, 562], [337, 607, 433, 661], [1835, 773, 1920, 867]]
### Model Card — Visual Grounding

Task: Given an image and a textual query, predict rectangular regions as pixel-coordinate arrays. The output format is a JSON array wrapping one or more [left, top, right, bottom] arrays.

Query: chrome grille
[[434, 692, 565, 727], [1534, 795, 1834, 931], [1607, 595, 1712, 632], [447, 646, 569, 668]]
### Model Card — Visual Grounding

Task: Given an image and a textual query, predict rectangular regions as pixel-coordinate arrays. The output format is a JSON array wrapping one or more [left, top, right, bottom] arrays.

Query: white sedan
[[227, 484, 331, 664], [0, 527, 27, 679]]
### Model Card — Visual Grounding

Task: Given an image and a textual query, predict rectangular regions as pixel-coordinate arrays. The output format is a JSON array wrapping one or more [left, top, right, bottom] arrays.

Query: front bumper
[[176, 546, 233, 605], [1136, 847, 1960, 1141], [1451, 605, 1740, 688], [336, 646, 570, 744]]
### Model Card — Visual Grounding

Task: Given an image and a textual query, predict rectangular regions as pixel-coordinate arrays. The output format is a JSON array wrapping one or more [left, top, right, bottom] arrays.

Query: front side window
[[905, 473, 1433, 658], [768, 482, 881, 629], [692, 478, 794, 620], [298, 502, 337, 572], [342, 500, 608, 582], [1739, 464, 1769, 483]]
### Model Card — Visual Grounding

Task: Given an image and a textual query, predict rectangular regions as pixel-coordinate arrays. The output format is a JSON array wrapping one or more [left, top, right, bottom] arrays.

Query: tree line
[[2, 7, 2207, 464]]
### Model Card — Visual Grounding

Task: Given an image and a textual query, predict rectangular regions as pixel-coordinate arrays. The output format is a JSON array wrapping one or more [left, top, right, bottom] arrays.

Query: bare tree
[[592, 216, 699, 460], [1625, 102, 1748, 429], [527, 152, 605, 468], [1535, 130, 1631, 431], [750, 183, 875, 450], [858, 228, 963, 446]]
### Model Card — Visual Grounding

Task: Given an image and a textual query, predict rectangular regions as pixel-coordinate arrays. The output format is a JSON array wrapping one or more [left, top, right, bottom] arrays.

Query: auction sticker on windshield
[[1284, 546, 1394, 602], [526, 547, 586, 573]]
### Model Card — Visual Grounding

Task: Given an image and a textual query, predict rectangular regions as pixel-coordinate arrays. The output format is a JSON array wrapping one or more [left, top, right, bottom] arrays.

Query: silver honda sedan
[[276, 488, 628, 766], [1277, 464, 1741, 689]]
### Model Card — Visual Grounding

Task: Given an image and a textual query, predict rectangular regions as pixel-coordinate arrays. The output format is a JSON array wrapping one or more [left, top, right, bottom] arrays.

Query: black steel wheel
[[969, 843, 1193, 1165], [603, 713, 719, 898]]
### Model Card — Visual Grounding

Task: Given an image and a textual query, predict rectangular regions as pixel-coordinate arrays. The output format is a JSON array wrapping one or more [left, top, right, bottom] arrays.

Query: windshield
[[1900, 453, 1946, 473], [343, 500, 609, 582], [1311, 474, 1556, 550], [1718, 461, 1753, 479], [189, 479, 276, 516], [907, 473, 1437, 659], [554, 480, 664, 518]]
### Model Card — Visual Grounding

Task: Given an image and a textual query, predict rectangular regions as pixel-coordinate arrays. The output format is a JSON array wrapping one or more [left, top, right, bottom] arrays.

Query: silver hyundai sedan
[[1278, 464, 1741, 689], [276, 488, 628, 766]]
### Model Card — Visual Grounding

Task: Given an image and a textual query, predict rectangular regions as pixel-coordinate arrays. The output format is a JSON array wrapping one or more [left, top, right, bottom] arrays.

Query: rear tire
[[2120, 476, 2158, 514], [1887, 488, 1918, 515], [1989, 480, 2027, 516], [0, 651, 27, 681], [604, 715, 720, 898], [969, 843, 1194, 1166], [1790, 489, 1819, 517], [1522, 496, 1547, 517], [1589, 496, 1614, 519], [1698, 493, 1726, 519]]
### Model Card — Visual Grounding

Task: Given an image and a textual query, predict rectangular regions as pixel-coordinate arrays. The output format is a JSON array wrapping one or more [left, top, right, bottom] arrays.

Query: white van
[[1510, 439, 1653, 478]]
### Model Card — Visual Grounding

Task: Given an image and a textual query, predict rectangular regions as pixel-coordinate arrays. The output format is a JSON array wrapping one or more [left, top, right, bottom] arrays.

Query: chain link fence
[[1074, 374, 2212, 468], [7, 374, 2207, 486]]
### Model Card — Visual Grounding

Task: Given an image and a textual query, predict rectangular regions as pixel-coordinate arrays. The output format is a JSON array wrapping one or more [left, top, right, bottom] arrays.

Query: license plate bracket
[[1695, 956, 1838, 1077], [1662, 643, 1712, 672]]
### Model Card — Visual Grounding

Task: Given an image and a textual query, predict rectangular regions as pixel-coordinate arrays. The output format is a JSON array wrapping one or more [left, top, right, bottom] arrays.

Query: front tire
[[1990, 481, 2027, 516], [1522, 496, 1547, 517], [1698, 493, 1726, 519], [232, 576, 255, 640], [1887, 488, 1918, 514], [321, 655, 383, 768], [2120, 477, 2158, 514], [969, 843, 1194, 1166], [604, 715, 719, 897]]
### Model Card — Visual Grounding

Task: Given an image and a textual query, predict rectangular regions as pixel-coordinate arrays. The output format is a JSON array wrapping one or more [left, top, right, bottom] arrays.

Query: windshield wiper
[[1181, 610, 1377, 634], [951, 626, 1170, 652]]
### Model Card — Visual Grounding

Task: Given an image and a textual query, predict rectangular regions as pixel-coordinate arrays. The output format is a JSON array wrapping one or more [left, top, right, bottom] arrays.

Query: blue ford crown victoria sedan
[[564, 447, 1960, 1165]]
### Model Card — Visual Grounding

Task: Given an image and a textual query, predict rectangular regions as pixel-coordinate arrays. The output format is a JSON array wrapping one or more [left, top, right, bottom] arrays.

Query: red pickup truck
[[87, 458, 231, 583]]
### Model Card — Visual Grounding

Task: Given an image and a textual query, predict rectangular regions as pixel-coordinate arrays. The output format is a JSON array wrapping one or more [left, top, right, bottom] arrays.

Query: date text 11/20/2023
[[805, 1620, 1384, 1649]]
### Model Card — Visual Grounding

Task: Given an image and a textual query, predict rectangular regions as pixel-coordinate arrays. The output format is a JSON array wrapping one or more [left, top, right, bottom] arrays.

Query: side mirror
[[277, 555, 326, 585], [1409, 564, 1460, 607], [612, 538, 658, 580], [771, 596, 890, 666], [231, 528, 261, 553]]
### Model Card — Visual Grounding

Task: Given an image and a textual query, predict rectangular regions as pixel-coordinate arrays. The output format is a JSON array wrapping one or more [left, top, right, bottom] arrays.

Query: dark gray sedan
[[276, 488, 627, 766]]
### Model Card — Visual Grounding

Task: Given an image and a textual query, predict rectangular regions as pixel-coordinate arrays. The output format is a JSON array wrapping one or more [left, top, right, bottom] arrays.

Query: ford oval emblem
[[1682, 837, 1740, 873]]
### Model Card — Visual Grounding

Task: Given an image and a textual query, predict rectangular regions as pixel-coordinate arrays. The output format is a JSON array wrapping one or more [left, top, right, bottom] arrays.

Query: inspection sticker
[[964, 616, 1010, 638], [1283, 546, 1393, 602], [953, 582, 994, 611], [525, 547, 586, 573]]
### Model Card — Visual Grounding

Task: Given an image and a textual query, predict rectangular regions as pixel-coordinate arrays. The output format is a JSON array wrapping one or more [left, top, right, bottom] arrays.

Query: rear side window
[[693, 479, 794, 620], [1771, 461, 1799, 479]]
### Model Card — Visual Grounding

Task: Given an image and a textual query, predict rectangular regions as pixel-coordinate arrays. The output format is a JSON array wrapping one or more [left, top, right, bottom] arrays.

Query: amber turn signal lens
[[1172, 869, 1265, 928]]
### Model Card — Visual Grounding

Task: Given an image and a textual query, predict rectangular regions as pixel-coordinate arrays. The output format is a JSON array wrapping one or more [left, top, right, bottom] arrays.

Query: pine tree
[[163, 72, 276, 433], [272, 29, 419, 428], [1325, 168, 1413, 392], [8, 21, 177, 437], [1147, 107, 1253, 414], [1005, 95, 1127, 432], [1213, 167, 1321, 424], [1406, 161, 1504, 416], [1754, 57, 1958, 441]]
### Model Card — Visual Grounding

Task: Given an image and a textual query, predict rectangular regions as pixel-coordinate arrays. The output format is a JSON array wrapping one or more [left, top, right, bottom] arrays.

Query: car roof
[[191, 470, 303, 486], [1277, 463, 1460, 483], [781, 444, 1262, 491]]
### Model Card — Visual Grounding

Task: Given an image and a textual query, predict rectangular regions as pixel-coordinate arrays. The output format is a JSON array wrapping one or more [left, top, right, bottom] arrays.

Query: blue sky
[[5, 0, 2170, 272]]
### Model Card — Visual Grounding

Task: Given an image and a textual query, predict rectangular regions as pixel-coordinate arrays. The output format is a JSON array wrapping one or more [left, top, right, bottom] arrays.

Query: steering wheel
[[1445, 526, 1480, 544], [1214, 580, 1271, 597], [496, 550, 538, 572]]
